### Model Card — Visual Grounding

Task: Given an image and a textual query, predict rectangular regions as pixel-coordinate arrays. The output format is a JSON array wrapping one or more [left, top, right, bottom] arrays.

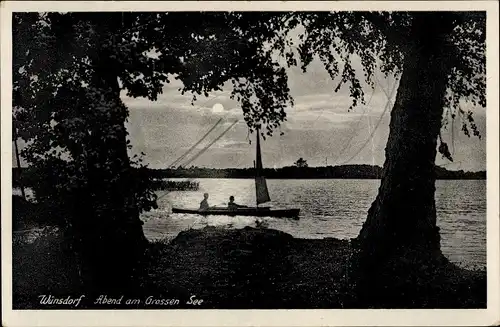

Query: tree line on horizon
[[12, 164, 485, 188], [149, 165, 486, 180]]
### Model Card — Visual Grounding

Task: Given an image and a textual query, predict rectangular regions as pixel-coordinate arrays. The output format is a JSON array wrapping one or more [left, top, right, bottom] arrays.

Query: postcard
[[1, 1, 499, 326]]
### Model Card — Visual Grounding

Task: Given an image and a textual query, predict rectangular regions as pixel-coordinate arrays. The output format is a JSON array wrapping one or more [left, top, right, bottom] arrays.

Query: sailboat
[[172, 128, 300, 219]]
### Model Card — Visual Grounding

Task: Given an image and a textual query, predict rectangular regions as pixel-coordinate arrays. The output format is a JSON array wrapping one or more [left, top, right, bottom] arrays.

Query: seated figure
[[228, 196, 247, 210], [199, 193, 210, 211]]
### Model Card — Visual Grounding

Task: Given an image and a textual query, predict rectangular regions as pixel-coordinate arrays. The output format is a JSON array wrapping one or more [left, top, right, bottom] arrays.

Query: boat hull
[[172, 207, 300, 219]]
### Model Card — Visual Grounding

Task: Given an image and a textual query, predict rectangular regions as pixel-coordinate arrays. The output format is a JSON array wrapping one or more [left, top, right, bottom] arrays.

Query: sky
[[123, 57, 486, 172]]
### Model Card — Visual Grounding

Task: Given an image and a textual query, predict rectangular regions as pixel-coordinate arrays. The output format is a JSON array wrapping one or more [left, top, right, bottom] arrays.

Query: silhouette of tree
[[12, 13, 173, 294], [294, 158, 308, 168], [277, 12, 485, 270], [12, 12, 293, 293]]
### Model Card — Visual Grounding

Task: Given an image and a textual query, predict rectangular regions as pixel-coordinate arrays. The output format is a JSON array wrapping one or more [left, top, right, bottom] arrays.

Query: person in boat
[[199, 193, 210, 211], [228, 196, 247, 210]]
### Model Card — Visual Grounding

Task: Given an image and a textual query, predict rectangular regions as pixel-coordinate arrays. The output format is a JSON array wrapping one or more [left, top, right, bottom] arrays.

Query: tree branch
[[360, 12, 407, 48]]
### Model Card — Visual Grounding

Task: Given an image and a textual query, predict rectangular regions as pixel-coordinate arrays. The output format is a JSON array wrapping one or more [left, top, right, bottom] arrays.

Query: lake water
[[141, 178, 486, 269]]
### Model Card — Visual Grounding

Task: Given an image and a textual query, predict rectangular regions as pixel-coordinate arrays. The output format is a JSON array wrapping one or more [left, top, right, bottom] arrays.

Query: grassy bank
[[12, 225, 485, 309]]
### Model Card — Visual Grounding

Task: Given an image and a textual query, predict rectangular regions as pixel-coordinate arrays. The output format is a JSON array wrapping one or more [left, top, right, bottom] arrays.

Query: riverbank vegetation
[[13, 225, 485, 309]]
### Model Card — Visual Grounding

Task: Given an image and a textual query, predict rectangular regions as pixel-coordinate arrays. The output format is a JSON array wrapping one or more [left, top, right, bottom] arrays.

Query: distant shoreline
[[145, 165, 486, 181], [12, 165, 486, 188]]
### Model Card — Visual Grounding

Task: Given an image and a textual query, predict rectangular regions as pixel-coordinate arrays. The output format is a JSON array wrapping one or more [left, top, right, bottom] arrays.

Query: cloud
[[121, 76, 238, 115]]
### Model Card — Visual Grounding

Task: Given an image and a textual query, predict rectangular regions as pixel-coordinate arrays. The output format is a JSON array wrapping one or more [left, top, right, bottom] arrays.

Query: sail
[[255, 129, 271, 205]]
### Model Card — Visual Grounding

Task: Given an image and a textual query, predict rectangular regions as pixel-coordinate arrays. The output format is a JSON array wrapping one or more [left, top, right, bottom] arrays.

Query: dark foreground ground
[[13, 224, 486, 309]]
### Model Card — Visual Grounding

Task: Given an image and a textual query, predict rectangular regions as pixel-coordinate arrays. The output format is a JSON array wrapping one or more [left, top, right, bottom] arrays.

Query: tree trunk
[[355, 13, 457, 267], [72, 59, 148, 296]]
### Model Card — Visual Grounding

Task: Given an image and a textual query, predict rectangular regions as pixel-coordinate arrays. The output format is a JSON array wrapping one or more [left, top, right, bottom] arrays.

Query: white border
[[1, 1, 499, 327]]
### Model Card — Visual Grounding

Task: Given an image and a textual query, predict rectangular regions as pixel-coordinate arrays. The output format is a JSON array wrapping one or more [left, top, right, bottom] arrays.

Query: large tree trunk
[[355, 13, 457, 269], [72, 59, 148, 297]]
